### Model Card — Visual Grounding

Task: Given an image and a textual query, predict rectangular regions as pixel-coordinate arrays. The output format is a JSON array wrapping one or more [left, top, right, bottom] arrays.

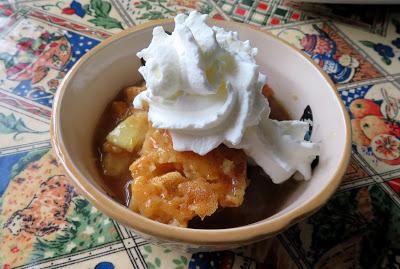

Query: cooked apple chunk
[[106, 111, 148, 152], [102, 152, 133, 177]]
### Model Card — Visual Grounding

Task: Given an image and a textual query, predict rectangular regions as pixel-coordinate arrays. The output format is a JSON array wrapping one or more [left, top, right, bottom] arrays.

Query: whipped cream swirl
[[134, 11, 319, 183]]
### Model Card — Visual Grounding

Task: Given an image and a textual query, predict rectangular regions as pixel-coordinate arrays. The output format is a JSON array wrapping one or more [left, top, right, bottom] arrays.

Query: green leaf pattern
[[85, 0, 123, 29], [141, 244, 190, 269], [382, 57, 392, 65], [143, 245, 152, 253], [155, 257, 161, 267], [88, 17, 122, 29], [133, 0, 213, 22], [172, 256, 188, 267], [359, 40, 375, 48], [10, 149, 50, 179], [0, 113, 47, 140]]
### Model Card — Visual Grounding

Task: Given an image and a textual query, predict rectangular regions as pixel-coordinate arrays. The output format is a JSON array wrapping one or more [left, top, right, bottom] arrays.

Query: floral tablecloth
[[0, 1, 399, 268]]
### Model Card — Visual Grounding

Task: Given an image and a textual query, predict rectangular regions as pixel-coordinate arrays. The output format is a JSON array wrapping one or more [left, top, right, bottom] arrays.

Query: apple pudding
[[95, 84, 294, 228], [94, 11, 319, 228]]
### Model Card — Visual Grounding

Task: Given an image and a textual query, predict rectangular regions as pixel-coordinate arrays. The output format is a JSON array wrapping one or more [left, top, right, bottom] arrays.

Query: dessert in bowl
[[51, 12, 351, 251]]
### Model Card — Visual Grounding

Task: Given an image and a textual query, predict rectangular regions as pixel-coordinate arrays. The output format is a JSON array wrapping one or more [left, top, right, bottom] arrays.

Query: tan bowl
[[51, 19, 351, 252]]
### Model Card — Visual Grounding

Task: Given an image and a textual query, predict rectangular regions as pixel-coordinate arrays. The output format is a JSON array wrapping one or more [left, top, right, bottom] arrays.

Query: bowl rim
[[51, 18, 351, 245]]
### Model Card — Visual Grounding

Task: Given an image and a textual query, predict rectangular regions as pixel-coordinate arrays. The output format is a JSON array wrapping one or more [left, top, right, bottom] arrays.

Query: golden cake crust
[[129, 127, 248, 227]]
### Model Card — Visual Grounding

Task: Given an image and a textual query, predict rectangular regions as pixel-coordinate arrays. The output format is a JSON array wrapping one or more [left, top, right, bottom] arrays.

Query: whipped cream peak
[[134, 11, 319, 183], [137, 12, 223, 98]]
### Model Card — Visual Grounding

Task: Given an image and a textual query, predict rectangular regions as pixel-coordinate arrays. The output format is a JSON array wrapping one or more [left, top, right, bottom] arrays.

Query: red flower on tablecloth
[[50, 42, 59, 48], [270, 18, 280, 25], [41, 32, 51, 40], [62, 7, 76, 15], [17, 39, 33, 51], [10, 246, 19, 253], [213, 14, 224, 20], [3, 264, 11, 269], [292, 13, 300, 20], [0, 4, 13, 17], [61, 1, 85, 17]]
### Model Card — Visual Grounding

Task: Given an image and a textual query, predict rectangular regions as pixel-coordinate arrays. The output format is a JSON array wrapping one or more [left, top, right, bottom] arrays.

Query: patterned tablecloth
[[0, 1, 399, 268]]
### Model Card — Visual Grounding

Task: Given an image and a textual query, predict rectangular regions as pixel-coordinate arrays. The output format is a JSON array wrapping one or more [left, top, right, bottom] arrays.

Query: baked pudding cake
[[95, 11, 319, 228], [98, 86, 248, 227]]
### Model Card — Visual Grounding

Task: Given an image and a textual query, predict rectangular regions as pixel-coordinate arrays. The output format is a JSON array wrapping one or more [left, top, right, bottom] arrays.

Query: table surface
[[0, 1, 399, 268]]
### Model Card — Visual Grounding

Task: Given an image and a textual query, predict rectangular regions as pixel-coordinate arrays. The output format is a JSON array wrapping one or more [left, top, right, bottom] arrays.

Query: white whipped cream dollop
[[134, 11, 319, 183]]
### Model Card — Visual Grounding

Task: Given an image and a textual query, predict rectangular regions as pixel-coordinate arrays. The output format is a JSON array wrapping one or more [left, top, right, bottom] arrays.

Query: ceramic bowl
[[51, 19, 351, 252]]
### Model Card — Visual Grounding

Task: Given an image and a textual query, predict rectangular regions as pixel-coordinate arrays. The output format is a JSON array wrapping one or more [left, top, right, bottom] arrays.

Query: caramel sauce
[[94, 89, 135, 205], [94, 84, 300, 228]]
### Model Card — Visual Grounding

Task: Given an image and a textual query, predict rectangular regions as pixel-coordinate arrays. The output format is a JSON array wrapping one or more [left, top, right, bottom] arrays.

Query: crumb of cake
[[129, 127, 248, 227]]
